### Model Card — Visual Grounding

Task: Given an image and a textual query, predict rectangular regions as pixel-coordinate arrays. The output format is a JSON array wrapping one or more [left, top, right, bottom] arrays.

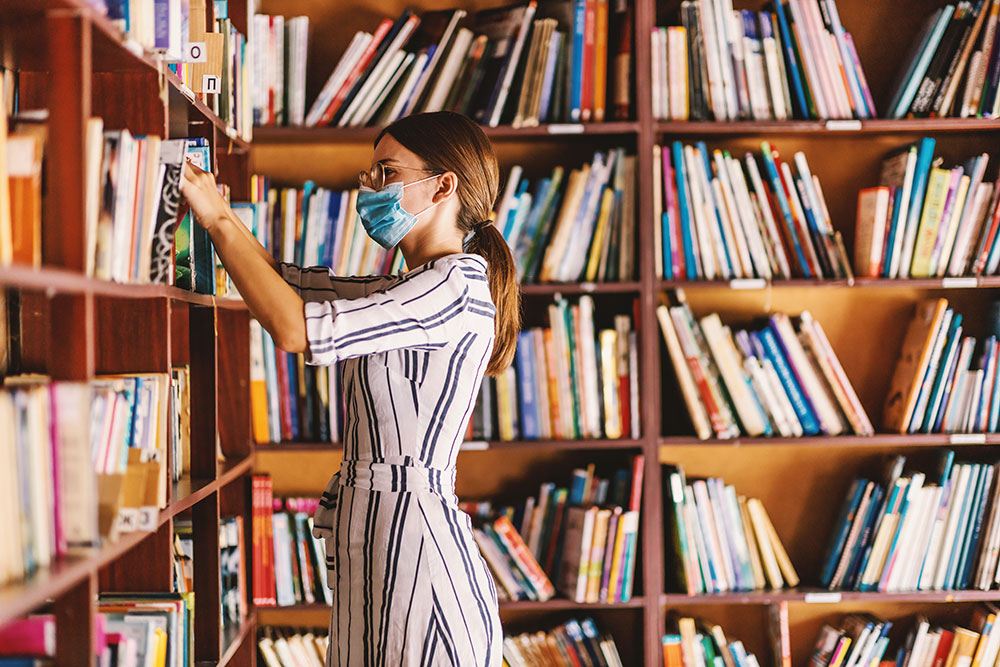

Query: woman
[[180, 111, 518, 666]]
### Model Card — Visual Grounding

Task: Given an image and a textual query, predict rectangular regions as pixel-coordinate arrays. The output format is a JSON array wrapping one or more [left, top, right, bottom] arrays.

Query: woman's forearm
[[225, 207, 279, 271]]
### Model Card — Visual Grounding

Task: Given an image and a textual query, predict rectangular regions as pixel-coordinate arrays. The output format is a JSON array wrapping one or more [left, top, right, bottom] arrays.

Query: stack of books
[[886, 2, 1000, 119], [250, 320, 340, 445], [884, 298, 1000, 434], [97, 594, 193, 667], [302, 3, 633, 129], [465, 454, 644, 604], [821, 451, 1000, 592], [812, 605, 1000, 667], [467, 295, 639, 441], [172, 517, 247, 634], [251, 477, 332, 608], [654, 141, 849, 280], [662, 464, 800, 594], [662, 615, 766, 667], [502, 618, 625, 667], [657, 290, 872, 440], [498, 150, 637, 284], [652, 0, 874, 121], [855, 139, 1000, 279], [252, 13, 310, 126], [258, 626, 329, 667]]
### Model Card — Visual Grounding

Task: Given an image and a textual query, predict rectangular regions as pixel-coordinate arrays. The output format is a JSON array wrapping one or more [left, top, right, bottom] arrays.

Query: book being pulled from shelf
[[466, 294, 639, 441], [883, 297, 1000, 434], [653, 0, 874, 121], [251, 476, 332, 608], [258, 626, 329, 667], [812, 605, 1000, 667], [299, 1, 633, 129], [654, 141, 850, 281], [172, 517, 247, 635], [885, 1, 1000, 120], [497, 149, 637, 284], [251, 13, 309, 127], [465, 454, 644, 604], [662, 463, 800, 594], [97, 593, 193, 667], [658, 289, 872, 440], [663, 614, 766, 667], [249, 319, 341, 445], [502, 617, 624, 667], [855, 138, 1000, 279], [0, 374, 176, 586], [820, 450, 1000, 593]]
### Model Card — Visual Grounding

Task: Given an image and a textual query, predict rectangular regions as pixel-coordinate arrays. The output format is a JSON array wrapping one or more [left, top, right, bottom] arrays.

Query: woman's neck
[[398, 222, 464, 270]]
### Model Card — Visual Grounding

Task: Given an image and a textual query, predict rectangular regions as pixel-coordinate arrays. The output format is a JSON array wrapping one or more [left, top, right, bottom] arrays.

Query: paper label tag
[[804, 592, 842, 603], [225, 126, 238, 139], [730, 278, 767, 290], [178, 84, 196, 102], [547, 123, 585, 134], [950, 433, 986, 445], [941, 277, 978, 288], [184, 42, 207, 63], [580, 282, 597, 292], [461, 440, 489, 451], [138, 506, 159, 532], [824, 120, 862, 131], [115, 508, 140, 533], [202, 75, 220, 94]]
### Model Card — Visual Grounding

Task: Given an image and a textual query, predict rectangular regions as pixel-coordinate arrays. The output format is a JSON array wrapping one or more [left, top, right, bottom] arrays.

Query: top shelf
[[655, 118, 1000, 136], [253, 122, 642, 144]]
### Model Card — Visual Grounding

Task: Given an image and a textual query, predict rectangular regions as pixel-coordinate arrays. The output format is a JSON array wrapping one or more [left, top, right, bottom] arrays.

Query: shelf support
[[54, 573, 97, 667]]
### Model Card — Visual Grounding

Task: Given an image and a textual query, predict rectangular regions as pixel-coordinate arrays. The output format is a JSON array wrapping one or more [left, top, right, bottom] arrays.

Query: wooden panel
[[190, 305, 218, 480], [98, 519, 174, 592], [54, 573, 97, 667], [171, 300, 191, 366], [193, 492, 222, 663], [92, 71, 167, 136], [217, 307, 251, 460], [48, 292, 95, 381], [95, 297, 169, 374], [218, 150, 251, 200]]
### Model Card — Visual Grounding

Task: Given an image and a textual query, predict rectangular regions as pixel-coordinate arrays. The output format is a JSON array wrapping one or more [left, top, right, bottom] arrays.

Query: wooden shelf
[[659, 433, 999, 448], [661, 589, 1000, 605], [212, 611, 257, 667], [257, 597, 645, 614], [658, 276, 1000, 290], [655, 118, 1000, 136], [252, 122, 640, 144], [520, 281, 642, 295], [257, 438, 644, 452]]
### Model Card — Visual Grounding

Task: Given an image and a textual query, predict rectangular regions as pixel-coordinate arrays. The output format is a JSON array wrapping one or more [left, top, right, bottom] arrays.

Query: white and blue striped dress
[[279, 253, 502, 667]]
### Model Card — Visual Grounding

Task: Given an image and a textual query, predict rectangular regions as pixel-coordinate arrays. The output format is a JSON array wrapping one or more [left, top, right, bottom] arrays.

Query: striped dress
[[279, 253, 502, 667]]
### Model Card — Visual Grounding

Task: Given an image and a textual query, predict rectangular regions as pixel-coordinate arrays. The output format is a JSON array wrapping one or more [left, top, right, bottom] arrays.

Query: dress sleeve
[[302, 260, 471, 366], [278, 261, 397, 300]]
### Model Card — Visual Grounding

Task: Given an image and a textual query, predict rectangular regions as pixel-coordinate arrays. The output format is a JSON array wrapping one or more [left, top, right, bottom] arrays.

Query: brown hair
[[376, 111, 520, 376]]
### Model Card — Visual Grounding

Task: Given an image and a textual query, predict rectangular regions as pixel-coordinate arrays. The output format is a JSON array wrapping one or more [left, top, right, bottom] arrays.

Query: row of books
[[502, 618, 624, 667], [498, 149, 636, 284], [251, 476, 332, 608], [463, 454, 643, 604], [821, 451, 1000, 593], [258, 626, 329, 667], [662, 615, 765, 667], [654, 0, 873, 122], [0, 374, 176, 585], [887, 1, 1000, 119], [466, 296, 639, 442], [662, 464, 799, 595], [812, 606, 1000, 667], [172, 517, 247, 635], [653, 141, 848, 281], [252, 14, 310, 127], [203, 3, 253, 140], [885, 298, 1000, 434], [855, 139, 1000, 279], [658, 290, 872, 440], [169, 367, 191, 483], [242, 176, 404, 277], [249, 320, 341, 445], [300, 2, 632, 129]]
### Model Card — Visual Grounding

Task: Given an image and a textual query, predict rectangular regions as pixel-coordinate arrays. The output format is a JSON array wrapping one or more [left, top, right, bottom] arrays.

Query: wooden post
[[193, 492, 222, 663], [190, 304, 218, 480], [54, 573, 97, 667]]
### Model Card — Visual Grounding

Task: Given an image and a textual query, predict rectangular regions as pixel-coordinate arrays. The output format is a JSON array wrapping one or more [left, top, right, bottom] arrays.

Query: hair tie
[[474, 220, 492, 231]]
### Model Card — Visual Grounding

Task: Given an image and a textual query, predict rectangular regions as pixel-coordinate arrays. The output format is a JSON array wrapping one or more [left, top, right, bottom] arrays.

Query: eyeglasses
[[359, 162, 440, 191]]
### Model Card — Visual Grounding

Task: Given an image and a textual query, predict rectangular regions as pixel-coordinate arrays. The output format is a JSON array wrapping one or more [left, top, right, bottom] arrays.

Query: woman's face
[[368, 134, 441, 218]]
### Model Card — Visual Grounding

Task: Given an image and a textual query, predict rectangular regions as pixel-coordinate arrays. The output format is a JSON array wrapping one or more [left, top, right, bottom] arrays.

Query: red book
[[0, 615, 54, 656], [274, 350, 293, 441], [543, 492, 568, 574], [493, 515, 555, 601], [931, 629, 955, 667], [580, 0, 596, 122], [628, 453, 644, 513], [265, 478, 278, 604], [319, 18, 394, 126], [975, 194, 1000, 275]]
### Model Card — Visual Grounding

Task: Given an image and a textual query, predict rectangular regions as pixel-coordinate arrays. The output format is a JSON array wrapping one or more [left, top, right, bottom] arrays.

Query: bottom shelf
[[255, 597, 645, 614], [198, 611, 256, 667]]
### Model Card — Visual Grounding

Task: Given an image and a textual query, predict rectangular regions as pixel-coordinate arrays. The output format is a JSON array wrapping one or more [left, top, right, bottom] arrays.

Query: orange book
[[592, 0, 608, 122], [662, 636, 683, 667], [882, 298, 950, 432], [543, 328, 562, 438], [6, 133, 42, 267]]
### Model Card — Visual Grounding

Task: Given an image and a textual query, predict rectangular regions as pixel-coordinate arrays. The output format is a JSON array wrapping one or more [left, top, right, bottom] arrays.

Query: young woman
[[180, 111, 519, 666]]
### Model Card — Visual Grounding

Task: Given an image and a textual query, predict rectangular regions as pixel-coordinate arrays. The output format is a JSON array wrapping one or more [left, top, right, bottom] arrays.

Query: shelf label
[[950, 433, 986, 445], [225, 126, 238, 140], [184, 42, 207, 63], [804, 592, 842, 603], [942, 277, 978, 288], [461, 440, 489, 451], [730, 278, 767, 290], [203, 75, 220, 95], [824, 120, 862, 131], [547, 123, 585, 134], [580, 282, 597, 292], [138, 507, 159, 532], [178, 83, 196, 102]]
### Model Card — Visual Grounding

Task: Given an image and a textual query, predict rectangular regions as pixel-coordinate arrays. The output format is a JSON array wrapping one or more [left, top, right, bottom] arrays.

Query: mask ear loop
[[402, 173, 446, 218]]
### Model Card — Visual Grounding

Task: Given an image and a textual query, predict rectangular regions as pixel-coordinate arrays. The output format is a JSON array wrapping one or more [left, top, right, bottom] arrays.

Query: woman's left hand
[[180, 159, 228, 233]]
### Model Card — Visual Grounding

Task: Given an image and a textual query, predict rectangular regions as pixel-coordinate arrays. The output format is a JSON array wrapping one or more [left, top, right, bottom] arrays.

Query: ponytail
[[377, 111, 521, 376]]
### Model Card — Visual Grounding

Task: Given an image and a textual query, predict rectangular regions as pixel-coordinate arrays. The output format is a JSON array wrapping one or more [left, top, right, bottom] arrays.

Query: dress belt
[[337, 456, 457, 498]]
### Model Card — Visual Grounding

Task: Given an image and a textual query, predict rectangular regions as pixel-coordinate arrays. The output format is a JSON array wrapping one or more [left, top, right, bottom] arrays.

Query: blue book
[[901, 138, 938, 275], [755, 328, 820, 434], [286, 352, 300, 441], [320, 191, 343, 268], [514, 178, 554, 276], [671, 142, 697, 279], [955, 464, 992, 588], [569, 0, 586, 121], [845, 484, 884, 589], [696, 142, 734, 278], [889, 6, 955, 117], [758, 144, 811, 277], [881, 187, 904, 277], [819, 478, 867, 587], [271, 512, 297, 605], [876, 473, 924, 591], [943, 464, 980, 588], [514, 331, 539, 439], [537, 30, 562, 123], [662, 211, 673, 280], [976, 337, 997, 431], [569, 468, 588, 505], [922, 315, 962, 432], [934, 337, 969, 433], [296, 180, 315, 266], [908, 308, 954, 433], [857, 478, 905, 591], [772, 0, 810, 119], [261, 328, 281, 443]]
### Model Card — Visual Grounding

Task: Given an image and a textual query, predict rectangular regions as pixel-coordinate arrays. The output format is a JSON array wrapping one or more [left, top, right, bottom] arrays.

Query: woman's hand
[[180, 159, 228, 233]]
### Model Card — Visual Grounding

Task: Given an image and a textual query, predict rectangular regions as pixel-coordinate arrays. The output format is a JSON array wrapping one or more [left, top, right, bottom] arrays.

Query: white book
[[488, 3, 538, 126], [951, 182, 995, 277], [338, 17, 419, 127], [287, 17, 310, 126], [355, 51, 414, 127], [725, 155, 772, 279], [932, 464, 972, 589], [657, 305, 712, 440], [692, 480, 733, 590], [945, 155, 990, 275], [651, 29, 664, 120], [693, 148, 731, 277], [424, 27, 475, 113], [744, 154, 791, 278], [771, 313, 844, 434], [901, 485, 943, 590], [574, 508, 597, 602], [494, 165, 524, 241], [712, 151, 754, 276], [714, 0, 740, 118], [761, 22, 788, 120], [762, 358, 804, 436], [698, 0, 729, 119], [668, 27, 689, 120], [305, 32, 371, 127], [531, 329, 552, 439], [684, 146, 717, 279], [405, 9, 468, 116], [579, 297, 602, 439], [742, 20, 771, 120], [382, 50, 429, 124], [785, 0, 829, 118], [920, 466, 960, 590]]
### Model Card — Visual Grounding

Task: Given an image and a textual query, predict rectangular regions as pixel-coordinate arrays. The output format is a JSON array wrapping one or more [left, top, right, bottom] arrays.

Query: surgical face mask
[[356, 174, 441, 250]]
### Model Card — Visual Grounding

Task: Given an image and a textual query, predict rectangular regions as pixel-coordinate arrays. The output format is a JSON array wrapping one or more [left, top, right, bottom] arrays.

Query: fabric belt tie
[[337, 456, 457, 499]]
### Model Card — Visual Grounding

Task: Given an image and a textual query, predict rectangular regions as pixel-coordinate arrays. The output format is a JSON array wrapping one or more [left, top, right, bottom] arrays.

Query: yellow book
[[593, 0, 608, 121], [657, 304, 712, 439], [910, 167, 954, 277], [970, 612, 996, 667], [739, 496, 767, 590], [678, 617, 699, 667], [599, 329, 622, 439], [154, 627, 168, 667], [249, 321, 270, 444], [496, 365, 514, 441], [935, 174, 971, 277], [756, 498, 799, 587], [828, 637, 852, 667], [883, 298, 950, 432], [584, 188, 615, 282], [540, 167, 587, 282], [605, 508, 628, 602], [585, 508, 611, 603], [747, 498, 784, 588]]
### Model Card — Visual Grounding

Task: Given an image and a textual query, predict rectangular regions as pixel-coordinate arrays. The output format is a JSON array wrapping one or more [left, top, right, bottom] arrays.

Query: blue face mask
[[356, 174, 441, 250]]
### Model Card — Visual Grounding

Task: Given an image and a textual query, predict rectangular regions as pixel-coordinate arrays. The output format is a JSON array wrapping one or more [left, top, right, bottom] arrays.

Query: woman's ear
[[432, 171, 459, 202]]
